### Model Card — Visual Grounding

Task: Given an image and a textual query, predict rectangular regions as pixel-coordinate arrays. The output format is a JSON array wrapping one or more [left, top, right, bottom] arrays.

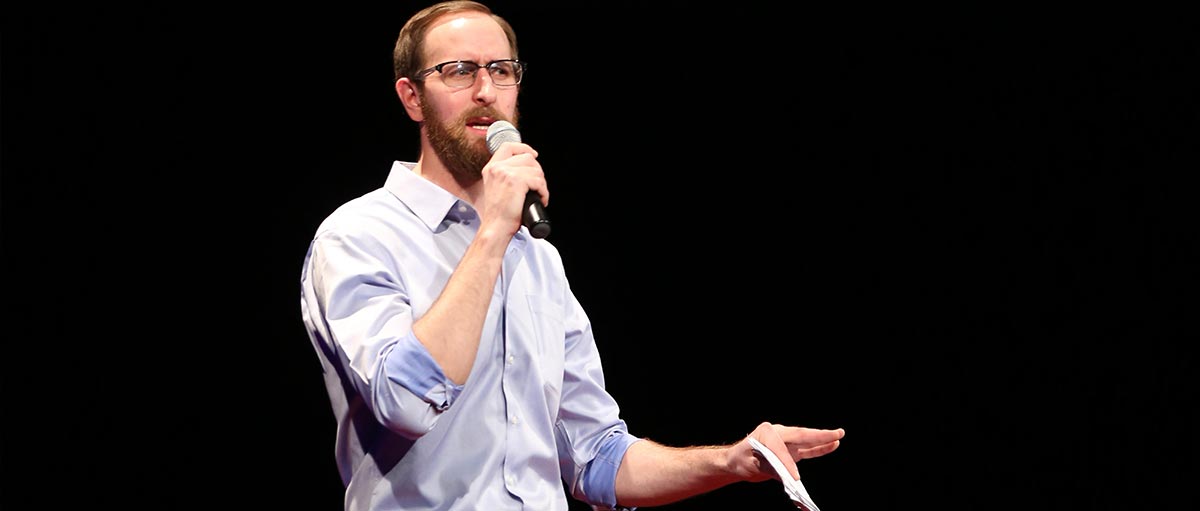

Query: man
[[299, 2, 845, 509]]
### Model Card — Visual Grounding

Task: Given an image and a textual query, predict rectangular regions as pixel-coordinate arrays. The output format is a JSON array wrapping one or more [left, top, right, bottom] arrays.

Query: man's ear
[[395, 78, 424, 122]]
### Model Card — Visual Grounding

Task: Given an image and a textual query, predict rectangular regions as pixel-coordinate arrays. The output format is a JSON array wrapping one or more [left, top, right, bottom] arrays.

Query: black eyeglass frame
[[413, 59, 527, 88]]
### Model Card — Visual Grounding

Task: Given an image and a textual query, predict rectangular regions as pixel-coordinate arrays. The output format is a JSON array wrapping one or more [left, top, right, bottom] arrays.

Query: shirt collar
[[383, 160, 470, 232]]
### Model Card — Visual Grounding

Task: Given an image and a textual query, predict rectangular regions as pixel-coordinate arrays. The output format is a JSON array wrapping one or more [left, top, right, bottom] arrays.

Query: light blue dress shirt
[[300, 161, 640, 511]]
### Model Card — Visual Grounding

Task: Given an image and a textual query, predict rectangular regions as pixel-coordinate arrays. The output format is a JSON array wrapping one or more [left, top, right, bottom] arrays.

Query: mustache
[[461, 106, 513, 126]]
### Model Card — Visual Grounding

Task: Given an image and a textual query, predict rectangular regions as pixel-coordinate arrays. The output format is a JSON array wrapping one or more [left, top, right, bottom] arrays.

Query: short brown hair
[[392, 1, 520, 82]]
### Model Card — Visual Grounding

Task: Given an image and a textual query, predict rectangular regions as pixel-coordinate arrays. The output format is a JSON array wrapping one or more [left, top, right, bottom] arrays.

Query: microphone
[[486, 120, 551, 239]]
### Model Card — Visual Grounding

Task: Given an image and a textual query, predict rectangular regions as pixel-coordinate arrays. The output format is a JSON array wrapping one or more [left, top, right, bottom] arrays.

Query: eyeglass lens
[[441, 61, 522, 88]]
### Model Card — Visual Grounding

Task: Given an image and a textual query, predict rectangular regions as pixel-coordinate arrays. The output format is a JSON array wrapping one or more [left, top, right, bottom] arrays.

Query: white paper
[[747, 437, 821, 511]]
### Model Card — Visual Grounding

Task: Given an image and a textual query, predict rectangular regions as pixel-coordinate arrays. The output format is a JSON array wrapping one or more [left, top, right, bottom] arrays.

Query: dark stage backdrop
[[3, 3, 1196, 510]]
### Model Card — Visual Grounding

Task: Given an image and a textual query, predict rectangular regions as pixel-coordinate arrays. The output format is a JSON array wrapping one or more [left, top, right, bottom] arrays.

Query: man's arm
[[410, 226, 509, 384], [612, 422, 845, 507], [412, 142, 543, 384]]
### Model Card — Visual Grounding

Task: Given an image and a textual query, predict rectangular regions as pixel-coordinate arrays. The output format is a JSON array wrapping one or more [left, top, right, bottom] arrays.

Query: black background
[[3, 3, 1197, 510]]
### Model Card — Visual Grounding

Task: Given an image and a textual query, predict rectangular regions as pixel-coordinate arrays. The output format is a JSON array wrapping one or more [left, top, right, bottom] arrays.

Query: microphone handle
[[523, 190, 551, 239]]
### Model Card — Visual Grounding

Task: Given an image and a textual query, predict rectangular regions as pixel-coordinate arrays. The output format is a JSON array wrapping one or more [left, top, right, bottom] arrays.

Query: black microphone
[[486, 120, 551, 239]]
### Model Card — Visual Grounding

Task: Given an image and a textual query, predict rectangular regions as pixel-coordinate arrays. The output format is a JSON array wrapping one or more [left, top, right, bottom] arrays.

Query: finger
[[495, 152, 547, 207], [794, 439, 841, 460], [492, 140, 538, 159], [775, 425, 846, 448]]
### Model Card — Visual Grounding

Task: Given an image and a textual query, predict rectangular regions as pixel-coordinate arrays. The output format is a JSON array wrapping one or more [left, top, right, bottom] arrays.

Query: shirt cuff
[[582, 431, 641, 510], [384, 331, 462, 410]]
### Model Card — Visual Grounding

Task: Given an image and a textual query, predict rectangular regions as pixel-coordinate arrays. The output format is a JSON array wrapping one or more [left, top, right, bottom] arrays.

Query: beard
[[422, 100, 519, 184]]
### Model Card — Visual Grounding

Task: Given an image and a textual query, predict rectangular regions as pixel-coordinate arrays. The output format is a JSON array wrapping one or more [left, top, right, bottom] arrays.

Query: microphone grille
[[486, 120, 522, 154]]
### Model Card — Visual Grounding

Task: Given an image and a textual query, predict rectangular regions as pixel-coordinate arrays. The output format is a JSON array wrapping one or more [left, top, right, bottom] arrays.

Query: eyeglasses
[[414, 59, 526, 89]]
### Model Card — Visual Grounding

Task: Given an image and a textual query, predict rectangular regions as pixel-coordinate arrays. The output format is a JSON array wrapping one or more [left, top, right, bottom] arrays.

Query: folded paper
[[747, 437, 820, 511]]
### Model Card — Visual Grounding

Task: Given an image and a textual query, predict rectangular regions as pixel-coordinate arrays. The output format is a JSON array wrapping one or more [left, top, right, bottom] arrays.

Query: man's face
[[418, 12, 520, 182]]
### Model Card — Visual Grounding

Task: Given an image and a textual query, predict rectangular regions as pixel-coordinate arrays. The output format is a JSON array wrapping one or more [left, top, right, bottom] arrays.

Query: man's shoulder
[[315, 187, 405, 234]]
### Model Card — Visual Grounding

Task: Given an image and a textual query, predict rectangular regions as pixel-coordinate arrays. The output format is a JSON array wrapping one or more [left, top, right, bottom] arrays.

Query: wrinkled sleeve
[[304, 230, 463, 439], [553, 287, 641, 510]]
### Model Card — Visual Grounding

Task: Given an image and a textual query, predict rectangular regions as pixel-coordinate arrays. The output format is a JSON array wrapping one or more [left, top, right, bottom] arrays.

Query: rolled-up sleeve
[[582, 431, 641, 510], [307, 229, 460, 439]]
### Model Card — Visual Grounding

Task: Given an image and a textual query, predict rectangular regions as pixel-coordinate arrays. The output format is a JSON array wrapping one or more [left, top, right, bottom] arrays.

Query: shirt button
[[507, 475, 516, 486], [457, 205, 468, 213], [507, 354, 515, 365], [510, 415, 519, 425]]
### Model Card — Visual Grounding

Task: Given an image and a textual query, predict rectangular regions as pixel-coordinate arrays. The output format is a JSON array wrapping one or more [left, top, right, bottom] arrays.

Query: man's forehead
[[424, 12, 508, 61], [426, 11, 493, 38]]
